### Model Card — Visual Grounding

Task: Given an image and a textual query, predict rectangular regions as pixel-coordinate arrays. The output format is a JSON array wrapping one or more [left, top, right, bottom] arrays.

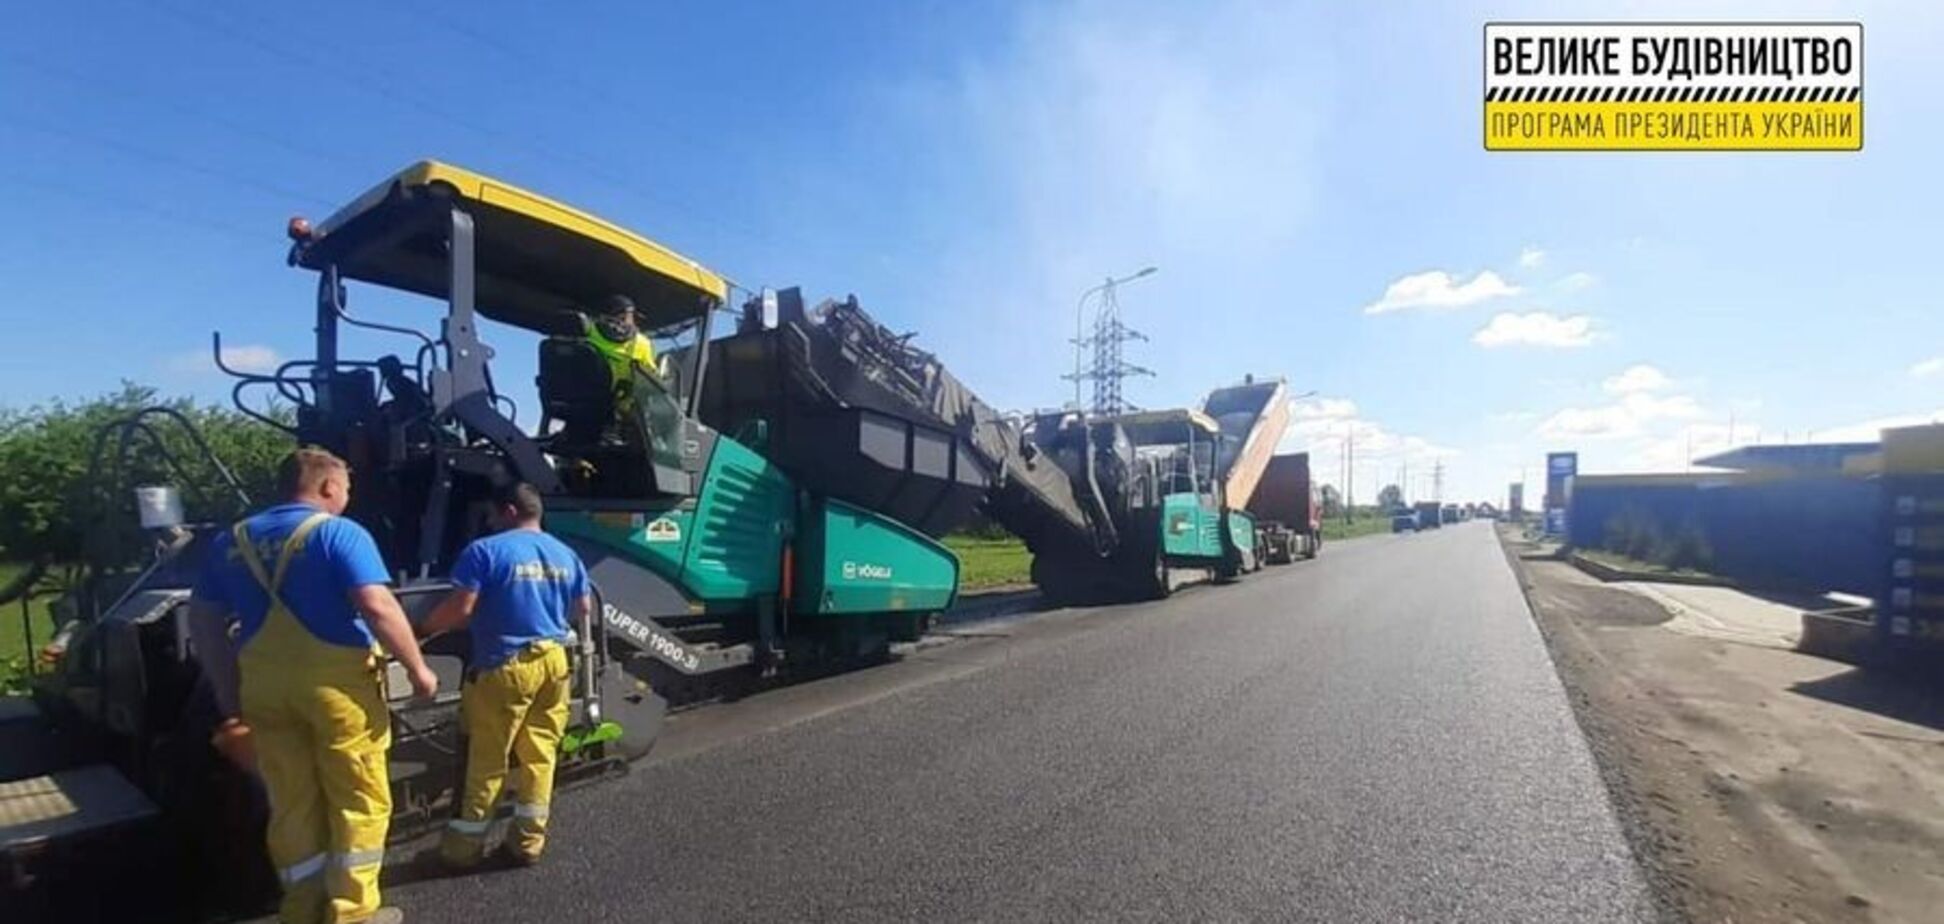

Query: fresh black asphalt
[[391, 521, 1655, 922]]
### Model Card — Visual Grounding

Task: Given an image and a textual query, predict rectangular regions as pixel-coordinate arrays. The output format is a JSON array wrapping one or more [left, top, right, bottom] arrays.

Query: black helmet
[[599, 294, 637, 319]]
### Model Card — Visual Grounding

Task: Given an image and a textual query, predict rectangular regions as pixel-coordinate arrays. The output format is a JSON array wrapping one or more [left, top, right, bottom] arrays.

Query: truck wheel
[[1150, 548, 1173, 599], [1304, 531, 1320, 559]]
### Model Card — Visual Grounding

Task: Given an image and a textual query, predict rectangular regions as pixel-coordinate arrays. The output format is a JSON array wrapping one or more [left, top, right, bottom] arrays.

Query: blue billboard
[[1545, 452, 1577, 536]]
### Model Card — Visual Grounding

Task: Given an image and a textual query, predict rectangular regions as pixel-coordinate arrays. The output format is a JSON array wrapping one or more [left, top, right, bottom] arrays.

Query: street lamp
[[1070, 266, 1158, 410]]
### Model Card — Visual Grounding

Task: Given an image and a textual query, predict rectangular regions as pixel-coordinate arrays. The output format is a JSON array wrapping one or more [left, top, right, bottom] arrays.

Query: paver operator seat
[[535, 335, 695, 500], [536, 336, 616, 449]]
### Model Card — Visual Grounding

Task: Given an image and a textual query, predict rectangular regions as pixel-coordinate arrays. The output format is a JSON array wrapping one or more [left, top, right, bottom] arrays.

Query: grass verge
[[942, 535, 1034, 590], [1319, 517, 1393, 542], [1576, 548, 1719, 581], [1, 560, 59, 693]]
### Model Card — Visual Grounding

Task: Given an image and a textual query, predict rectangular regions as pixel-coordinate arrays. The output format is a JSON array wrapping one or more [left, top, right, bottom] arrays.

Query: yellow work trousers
[[441, 641, 570, 865], [241, 656, 393, 924]]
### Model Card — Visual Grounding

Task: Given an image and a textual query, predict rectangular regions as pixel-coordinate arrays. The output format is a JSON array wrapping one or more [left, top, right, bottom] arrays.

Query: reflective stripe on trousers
[[234, 513, 393, 924], [282, 853, 327, 885], [440, 641, 571, 866], [513, 802, 549, 820]]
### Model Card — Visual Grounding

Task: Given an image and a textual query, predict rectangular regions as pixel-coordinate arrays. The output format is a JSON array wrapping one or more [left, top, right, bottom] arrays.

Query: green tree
[[1376, 484, 1405, 511], [0, 382, 292, 564], [1318, 484, 1344, 518]]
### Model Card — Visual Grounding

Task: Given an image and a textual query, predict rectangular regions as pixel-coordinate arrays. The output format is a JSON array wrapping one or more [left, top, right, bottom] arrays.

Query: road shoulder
[[1500, 525, 1944, 924]]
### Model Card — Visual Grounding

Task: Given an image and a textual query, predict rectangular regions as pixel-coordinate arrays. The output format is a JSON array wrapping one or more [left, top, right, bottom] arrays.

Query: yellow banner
[[1485, 102, 1861, 151], [1484, 23, 1863, 152]]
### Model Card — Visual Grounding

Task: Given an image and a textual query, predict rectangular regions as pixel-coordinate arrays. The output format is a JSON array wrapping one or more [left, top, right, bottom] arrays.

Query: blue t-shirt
[[191, 503, 391, 649], [448, 529, 587, 670]]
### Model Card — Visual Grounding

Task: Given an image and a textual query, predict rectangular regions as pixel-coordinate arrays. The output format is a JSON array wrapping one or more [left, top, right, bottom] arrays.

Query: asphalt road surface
[[391, 522, 1655, 922]]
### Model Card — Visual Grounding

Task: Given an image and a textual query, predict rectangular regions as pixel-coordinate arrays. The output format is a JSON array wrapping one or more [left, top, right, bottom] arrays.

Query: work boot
[[498, 843, 541, 868], [439, 829, 486, 869]]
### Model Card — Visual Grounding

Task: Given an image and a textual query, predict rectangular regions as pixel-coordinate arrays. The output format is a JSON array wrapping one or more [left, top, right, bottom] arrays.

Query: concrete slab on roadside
[[1615, 581, 1811, 650]]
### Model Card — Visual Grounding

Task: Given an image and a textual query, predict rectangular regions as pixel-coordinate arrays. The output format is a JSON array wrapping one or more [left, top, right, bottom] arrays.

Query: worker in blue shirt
[[420, 482, 587, 867], [188, 447, 437, 924]]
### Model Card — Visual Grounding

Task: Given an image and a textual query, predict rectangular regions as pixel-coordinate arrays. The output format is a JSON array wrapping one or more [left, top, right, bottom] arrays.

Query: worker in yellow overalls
[[583, 293, 657, 418], [188, 448, 438, 924], [421, 482, 586, 867]]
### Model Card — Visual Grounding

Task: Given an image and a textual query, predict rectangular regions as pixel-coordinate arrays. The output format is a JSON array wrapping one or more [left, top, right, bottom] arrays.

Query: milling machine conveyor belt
[[677, 290, 1101, 554]]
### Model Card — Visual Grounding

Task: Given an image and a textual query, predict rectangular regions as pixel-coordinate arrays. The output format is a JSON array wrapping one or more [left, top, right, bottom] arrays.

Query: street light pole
[[1070, 266, 1158, 411]]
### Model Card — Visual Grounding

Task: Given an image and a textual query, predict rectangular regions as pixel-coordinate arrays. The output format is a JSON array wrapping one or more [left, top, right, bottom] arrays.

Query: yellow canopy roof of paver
[[301, 160, 727, 332]]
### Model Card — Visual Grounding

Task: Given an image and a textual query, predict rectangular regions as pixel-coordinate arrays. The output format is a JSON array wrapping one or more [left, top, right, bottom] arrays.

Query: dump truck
[[1204, 377, 1292, 518], [1248, 453, 1321, 565], [4, 161, 962, 919]]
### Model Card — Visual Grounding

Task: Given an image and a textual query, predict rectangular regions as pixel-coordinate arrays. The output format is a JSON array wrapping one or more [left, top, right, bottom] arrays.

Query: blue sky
[[2, 0, 1939, 504]]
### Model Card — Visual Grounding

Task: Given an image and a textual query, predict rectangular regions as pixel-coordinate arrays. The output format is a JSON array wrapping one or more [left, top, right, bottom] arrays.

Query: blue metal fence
[[1569, 475, 1882, 595]]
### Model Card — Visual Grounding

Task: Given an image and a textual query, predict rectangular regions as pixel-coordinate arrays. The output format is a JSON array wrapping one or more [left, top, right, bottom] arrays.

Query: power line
[[145, 1, 794, 265], [143, 0, 952, 306], [0, 54, 369, 175], [383, 4, 944, 291], [384, 4, 693, 147], [1, 116, 337, 209], [0, 171, 265, 245]]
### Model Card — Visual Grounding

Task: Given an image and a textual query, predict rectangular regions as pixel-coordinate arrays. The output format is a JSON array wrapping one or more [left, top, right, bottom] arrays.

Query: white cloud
[[1362, 269, 1520, 315], [1557, 271, 1597, 292], [1290, 396, 1357, 421], [1538, 406, 1634, 440], [1488, 410, 1537, 424], [1471, 311, 1596, 348], [168, 344, 282, 374], [1621, 392, 1704, 421], [1812, 409, 1944, 443], [1594, 409, 1944, 474], [1602, 364, 1671, 395], [1630, 423, 1750, 471], [1911, 357, 1944, 378], [1518, 246, 1545, 268], [1537, 391, 1704, 441], [1279, 394, 1456, 462]]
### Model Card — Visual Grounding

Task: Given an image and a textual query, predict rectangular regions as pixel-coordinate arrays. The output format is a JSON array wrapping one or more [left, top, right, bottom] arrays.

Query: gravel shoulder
[[1499, 525, 1944, 923]]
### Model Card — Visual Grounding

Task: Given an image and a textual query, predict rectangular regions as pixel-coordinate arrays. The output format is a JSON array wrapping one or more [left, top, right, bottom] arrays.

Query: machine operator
[[188, 447, 439, 924], [583, 293, 657, 421]]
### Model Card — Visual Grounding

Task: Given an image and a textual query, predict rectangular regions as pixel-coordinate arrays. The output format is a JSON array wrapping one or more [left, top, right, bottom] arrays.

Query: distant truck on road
[[1248, 452, 1321, 564], [1415, 500, 1443, 530]]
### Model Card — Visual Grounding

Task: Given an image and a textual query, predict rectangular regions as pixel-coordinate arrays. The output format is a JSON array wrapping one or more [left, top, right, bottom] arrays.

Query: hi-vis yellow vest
[[582, 318, 655, 388]]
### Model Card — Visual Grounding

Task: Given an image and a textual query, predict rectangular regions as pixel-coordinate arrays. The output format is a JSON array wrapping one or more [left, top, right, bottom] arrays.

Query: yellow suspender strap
[[233, 512, 333, 610]]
